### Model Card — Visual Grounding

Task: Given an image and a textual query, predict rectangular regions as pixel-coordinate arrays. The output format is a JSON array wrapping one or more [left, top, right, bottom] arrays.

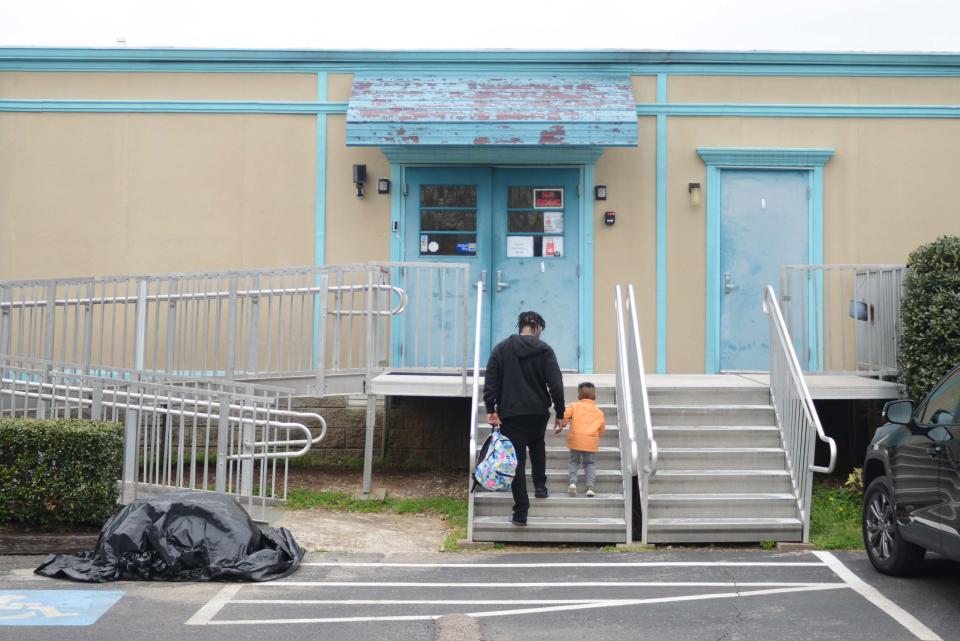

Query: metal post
[[0, 285, 10, 357], [81, 282, 94, 374], [225, 275, 238, 379], [361, 393, 377, 494], [133, 279, 147, 370], [315, 273, 329, 396], [239, 401, 255, 498], [215, 392, 230, 494], [42, 283, 56, 361], [248, 275, 260, 374]]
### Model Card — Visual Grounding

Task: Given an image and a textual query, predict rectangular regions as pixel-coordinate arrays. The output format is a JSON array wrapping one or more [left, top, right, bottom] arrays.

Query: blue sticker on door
[[0, 590, 124, 626]]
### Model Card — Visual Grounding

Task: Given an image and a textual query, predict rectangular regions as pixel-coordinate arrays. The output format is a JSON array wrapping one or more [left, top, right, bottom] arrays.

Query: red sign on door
[[533, 189, 563, 208]]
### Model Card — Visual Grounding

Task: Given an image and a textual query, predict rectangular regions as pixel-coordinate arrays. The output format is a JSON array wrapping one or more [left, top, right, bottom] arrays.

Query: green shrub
[[0, 418, 123, 529], [899, 235, 960, 400]]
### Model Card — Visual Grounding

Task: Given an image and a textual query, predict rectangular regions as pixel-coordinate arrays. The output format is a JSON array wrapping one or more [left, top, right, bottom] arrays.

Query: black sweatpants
[[500, 414, 549, 519]]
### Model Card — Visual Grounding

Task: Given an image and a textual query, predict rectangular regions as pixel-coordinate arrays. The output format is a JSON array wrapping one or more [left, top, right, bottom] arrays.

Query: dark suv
[[862, 365, 960, 575]]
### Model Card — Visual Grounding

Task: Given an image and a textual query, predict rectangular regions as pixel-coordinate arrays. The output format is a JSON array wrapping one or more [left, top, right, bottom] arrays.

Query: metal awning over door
[[346, 74, 638, 147]]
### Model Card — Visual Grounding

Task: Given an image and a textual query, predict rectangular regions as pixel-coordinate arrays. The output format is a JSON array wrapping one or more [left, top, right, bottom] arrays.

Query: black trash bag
[[34, 491, 304, 583]]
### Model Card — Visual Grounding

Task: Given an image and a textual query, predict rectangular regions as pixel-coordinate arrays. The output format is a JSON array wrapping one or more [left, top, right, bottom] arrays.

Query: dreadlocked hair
[[517, 310, 546, 333]]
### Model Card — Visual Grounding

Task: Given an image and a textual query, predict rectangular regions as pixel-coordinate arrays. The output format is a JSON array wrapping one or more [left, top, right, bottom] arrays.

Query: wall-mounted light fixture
[[594, 185, 607, 201], [353, 164, 367, 197], [377, 178, 391, 194], [688, 182, 702, 207]]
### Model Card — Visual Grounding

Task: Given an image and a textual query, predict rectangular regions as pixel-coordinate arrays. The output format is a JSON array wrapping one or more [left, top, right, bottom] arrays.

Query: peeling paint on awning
[[346, 75, 638, 147]]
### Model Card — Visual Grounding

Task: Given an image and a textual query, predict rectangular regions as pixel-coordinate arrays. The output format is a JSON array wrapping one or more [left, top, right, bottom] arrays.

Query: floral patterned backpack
[[472, 428, 518, 492]]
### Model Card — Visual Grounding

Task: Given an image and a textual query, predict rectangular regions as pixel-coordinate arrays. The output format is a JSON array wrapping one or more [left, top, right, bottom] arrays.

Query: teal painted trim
[[655, 73, 668, 374], [389, 164, 405, 367], [639, 103, 960, 118], [700, 149, 832, 373], [704, 164, 721, 374], [315, 73, 328, 267], [697, 147, 835, 167], [0, 99, 348, 113], [380, 146, 606, 164], [580, 164, 596, 374], [810, 166, 826, 371], [7, 47, 960, 70]]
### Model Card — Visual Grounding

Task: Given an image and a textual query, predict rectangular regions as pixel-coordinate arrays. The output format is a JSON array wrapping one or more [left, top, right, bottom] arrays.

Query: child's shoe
[[586, 488, 596, 497], [567, 483, 577, 496]]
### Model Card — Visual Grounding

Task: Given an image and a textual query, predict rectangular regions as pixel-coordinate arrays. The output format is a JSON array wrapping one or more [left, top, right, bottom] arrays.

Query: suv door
[[923, 367, 960, 558]]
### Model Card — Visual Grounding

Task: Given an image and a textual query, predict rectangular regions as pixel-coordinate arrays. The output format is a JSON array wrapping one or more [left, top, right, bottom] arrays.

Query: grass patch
[[810, 482, 863, 550], [287, 454, 432, 472], [286, 489, 467, 551]]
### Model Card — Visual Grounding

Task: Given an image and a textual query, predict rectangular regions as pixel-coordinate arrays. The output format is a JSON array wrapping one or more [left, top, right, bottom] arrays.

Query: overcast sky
[[0, 0, 957, 52]]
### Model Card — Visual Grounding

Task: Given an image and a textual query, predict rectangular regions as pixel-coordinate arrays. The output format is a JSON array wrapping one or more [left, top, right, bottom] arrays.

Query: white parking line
[[302, 561, 826, 568], [195, 584, 850, 625], [814, 552, 943, 641], [264, 581, 837, 588], [184, 584, 242, 626]]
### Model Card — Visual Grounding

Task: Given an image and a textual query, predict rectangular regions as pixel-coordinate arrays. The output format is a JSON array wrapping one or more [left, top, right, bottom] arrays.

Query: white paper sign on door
[[543, 211, 564, 233], [543, 236, 564, 257], [507, 236, 534, 258]]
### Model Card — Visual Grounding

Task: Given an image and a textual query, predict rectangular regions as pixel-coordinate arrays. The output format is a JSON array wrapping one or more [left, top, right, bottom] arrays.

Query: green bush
[[0, 418, 123, 529], [899, 235, 960, 400]]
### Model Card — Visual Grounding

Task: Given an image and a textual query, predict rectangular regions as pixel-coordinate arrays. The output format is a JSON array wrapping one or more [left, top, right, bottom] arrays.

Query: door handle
[[927, 445, 943, 458], [724, 272, 738, 294], [496, 270, 510, 292], [479, 270, 487, 292]]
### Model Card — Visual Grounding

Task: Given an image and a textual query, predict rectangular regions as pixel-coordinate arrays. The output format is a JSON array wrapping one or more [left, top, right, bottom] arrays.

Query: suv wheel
[[863, 476, 925, 576]]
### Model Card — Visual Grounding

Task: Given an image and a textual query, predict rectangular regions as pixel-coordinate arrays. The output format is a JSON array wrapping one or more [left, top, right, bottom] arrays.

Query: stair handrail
[[466, 280, 484, 541], [763, 285, 837, 542], [626, 284, 658, 478]]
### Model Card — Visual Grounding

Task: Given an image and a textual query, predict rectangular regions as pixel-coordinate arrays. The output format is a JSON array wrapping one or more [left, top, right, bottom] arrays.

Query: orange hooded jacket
[[562, 399, 606, 453]]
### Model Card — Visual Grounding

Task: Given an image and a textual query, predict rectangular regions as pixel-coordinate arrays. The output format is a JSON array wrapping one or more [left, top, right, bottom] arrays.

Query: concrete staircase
[[471, 382, 628, 543], [645, 384, 803, 543]]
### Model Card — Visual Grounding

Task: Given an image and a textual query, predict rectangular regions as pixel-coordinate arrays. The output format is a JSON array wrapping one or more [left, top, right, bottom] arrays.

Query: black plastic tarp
[[35, 491, 304, 582]]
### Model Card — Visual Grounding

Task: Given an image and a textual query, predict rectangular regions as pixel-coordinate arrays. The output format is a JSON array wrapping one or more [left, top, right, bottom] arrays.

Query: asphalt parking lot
[[0, 550, 956, 641]]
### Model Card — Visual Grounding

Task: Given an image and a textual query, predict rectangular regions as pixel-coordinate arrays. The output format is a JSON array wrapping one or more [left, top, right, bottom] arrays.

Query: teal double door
[[404, 167, 581, 370]]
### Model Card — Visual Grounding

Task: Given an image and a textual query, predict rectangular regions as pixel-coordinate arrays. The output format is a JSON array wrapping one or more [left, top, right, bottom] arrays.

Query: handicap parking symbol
[[0, 590, 124, 626]]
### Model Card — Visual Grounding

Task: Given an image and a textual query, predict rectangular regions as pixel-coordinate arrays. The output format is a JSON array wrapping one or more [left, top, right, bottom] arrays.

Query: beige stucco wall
[[593, 118, 658, 373], [0, 113, 316, 280], [669, 75, 960, 105], [323, 114, 392, 264], [631, 76, 658, 103], [0, 72, 317, 101], [327, 73, 354, 102], [665, 117, 960, 373]]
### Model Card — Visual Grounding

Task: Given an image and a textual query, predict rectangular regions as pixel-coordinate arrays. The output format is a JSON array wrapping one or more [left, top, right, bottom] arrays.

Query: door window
[[505, 186, 565, 258], [919, 368, 960, 426], [418, 185, 478, 256]]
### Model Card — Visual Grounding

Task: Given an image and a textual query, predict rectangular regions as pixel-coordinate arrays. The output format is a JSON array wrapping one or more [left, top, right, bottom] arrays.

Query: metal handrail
[[763, 285, 837, 542], [466, 280, 484, 542], [614, 284, 658, 544]]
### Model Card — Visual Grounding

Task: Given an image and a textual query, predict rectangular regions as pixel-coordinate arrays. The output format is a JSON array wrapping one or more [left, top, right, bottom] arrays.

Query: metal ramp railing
[[763, 285, 837, 542], [614, 284, 657, 544], [0, 354, 326, 518]]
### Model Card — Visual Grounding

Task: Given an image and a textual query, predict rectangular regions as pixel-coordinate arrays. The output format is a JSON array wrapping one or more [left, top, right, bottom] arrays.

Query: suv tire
[[862, 476, 926, 576]]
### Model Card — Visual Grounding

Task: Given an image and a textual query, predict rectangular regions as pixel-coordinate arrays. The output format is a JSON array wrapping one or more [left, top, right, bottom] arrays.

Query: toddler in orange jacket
[[554, 382, 606, 497]]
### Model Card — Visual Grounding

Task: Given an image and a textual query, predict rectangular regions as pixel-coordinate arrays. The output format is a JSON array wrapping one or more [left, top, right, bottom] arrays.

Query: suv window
[[919, 369, 960, 426]]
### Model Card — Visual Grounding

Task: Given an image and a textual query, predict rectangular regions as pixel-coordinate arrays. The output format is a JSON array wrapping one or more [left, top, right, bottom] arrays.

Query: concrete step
[[503, 469, 626, 494], [474, 492, 626, 518], [648, 386, 770, 407], [646, 493, 799, 519], [476, 403, 618, 422], [653, 426, 782, 449], [544, 446, 622, 470], [646, 517, 803, 543], [651, 405, 775, 427], [479, 424, 621, 447], [656, 448, 786, 471], [472, 515, 627, 543], [648, 469, 794, 494]]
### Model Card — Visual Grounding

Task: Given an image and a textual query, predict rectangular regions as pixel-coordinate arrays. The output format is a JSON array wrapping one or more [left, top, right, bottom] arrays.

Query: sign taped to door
[[507, 236, 534, 258], [543, 236, 564, 257], [543, 211, 563, 233], [534, 189, 563, 209]]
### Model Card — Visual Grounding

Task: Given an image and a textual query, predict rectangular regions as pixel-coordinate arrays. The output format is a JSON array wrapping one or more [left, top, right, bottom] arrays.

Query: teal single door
[[491, 168, 580, 369], [404, 166, 580, 370], [719, 169, 809, 371]]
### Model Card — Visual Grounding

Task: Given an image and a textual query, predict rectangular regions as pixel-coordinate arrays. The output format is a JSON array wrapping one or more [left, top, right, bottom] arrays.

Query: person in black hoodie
[[483, 310, 565, 526]]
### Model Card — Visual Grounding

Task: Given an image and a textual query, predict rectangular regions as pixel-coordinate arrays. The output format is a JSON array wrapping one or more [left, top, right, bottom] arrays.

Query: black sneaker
[[511, 515, 527, 526], [534, 486, 549, 499]]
